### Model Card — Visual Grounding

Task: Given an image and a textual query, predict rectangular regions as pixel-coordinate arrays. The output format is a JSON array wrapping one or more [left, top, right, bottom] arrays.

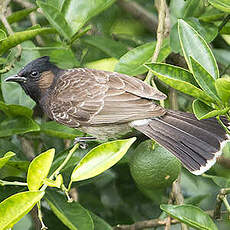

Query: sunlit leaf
[[0, 152, 15, 169], [161, 204, 218, 230], [0, 29, 6, 41], [0, 191, 44, 230], [27, 149, 55, 191], [44, 174, 63, 188], [145, 63, 214, 103], [215, 77, 230, 104], [71, 137, 136, 182], [46, 190, 94, 230], [192, 99, 229, 120], [178, 19, 219, 79], [85, 58, 118, 72]]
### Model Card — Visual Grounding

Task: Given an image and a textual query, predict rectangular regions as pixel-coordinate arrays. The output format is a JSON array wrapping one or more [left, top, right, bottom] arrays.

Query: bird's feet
[[74, 136, 97, 149]]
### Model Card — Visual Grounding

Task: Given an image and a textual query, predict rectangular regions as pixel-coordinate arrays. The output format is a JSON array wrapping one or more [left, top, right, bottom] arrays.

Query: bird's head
[[5, 56, 63, 102]]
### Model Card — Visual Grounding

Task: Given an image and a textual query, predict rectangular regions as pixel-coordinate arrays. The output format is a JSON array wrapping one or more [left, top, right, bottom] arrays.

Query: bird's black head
[[5, 56, 63, 102]]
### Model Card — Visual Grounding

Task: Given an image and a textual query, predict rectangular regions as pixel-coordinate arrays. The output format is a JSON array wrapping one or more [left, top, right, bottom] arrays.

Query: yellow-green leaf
[[27, 149, 55, 191], [71, 137, 136, 182], [0, 152, 15, 169], [44, 174, 63, 188], [208, 0, 230, 13], [215, 77, 230, 104], [0, 191, 44, 230]]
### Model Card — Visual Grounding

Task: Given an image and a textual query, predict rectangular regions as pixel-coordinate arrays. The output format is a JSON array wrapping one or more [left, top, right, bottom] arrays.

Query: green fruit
[[130, 140, 181, 189]]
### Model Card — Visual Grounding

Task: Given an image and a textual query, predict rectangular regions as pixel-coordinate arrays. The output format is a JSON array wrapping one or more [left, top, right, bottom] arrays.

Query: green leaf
[[186, 18, 218, 43], [1, 41, 40, 108], [183, 0, 205, 18], [0, 101, 33, 118], [0, 116, 40, 137], [36, 1, 73, 40], [190, 56, 220, 102], [203, 174, 230, 188], [178, 19, 219, 79], [0, 27, 56, 55], [85, 58, 118, 72], [199, 7, 225, 22], [115, 40, 171, 76], [82, 35, 128, 59], [27, 149, 55, 191], [61, 0, 115, 35], [40, 121, 84, 140], [44, 174, 63, 188], [90, 212, 112, 230], [215, 77, 230, 103], [0, 191, 44, 230], [208, 0, 230, 13], [161, 204, 218, 230], [0, 29, 6, 41], [0, 152, 15, 169], [71, 137, 136, 182], [145, 63, 214, 103], [6, 7, 38, 25], [46, 190, 94, 230], [213, 49, 230, 67], [192, 99, 229, 120], [37, 0, 115, 40]]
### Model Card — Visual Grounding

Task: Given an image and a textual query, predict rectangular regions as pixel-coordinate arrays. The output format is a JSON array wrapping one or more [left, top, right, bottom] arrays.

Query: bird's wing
[[48, 68, 166, 127]]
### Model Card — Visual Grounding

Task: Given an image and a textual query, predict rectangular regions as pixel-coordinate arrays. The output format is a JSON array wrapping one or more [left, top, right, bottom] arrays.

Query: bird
[[5, 56, 230, 175]]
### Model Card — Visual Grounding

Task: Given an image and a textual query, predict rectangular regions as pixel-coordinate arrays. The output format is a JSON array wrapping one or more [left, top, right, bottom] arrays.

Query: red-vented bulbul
[[5, 56, 230, 175]]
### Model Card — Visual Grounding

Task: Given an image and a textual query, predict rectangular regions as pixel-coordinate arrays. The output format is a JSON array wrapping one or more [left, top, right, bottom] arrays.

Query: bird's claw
[[74, 136, 96, 149]]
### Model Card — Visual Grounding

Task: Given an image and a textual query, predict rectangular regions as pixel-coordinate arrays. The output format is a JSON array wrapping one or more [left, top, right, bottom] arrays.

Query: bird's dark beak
[[5, 75, 27, 83]]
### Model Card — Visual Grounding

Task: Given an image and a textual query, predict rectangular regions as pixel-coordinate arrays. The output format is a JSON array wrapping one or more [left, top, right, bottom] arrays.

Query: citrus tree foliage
[[0, 0, 230, 229]]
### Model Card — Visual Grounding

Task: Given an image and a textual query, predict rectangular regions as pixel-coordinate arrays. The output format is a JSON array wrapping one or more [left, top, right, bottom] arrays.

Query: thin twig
[[172, 177, 188, 230], [113, 218, 179, 230], [218, 14, 230, 32], [144, 0, 167, 87]]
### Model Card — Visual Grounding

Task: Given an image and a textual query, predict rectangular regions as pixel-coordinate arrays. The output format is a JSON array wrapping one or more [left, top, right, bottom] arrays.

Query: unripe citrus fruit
[[129, 140, 181, 189]]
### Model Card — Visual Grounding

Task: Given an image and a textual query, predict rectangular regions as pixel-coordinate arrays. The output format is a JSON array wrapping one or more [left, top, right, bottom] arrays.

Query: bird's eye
[[30, 71, 39, 77]]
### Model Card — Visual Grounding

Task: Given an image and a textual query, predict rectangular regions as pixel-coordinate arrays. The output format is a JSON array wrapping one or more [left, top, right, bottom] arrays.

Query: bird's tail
[[130, 110, 230, 175]]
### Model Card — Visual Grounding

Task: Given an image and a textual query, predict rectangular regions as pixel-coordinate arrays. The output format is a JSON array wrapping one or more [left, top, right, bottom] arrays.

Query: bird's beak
[[5, 75, 27, 83]]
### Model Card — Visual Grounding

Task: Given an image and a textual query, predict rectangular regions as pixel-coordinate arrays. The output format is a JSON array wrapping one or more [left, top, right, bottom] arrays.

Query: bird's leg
[[74, 136, 97, 149]]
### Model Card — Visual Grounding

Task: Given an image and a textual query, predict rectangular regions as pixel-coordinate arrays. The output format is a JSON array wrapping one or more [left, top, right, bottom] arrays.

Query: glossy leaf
[[71, 137, 136, 182], [161, 204, 218, 230], [145, 63, 214, 103], [178, 19, 219, 79], [82, 35, 128, 59], [190, 56, 220, 101], [208, 0, 230, 13], [27, 149, 55, 191], [1, 41, 39, 108], [199, 7, 225, 22], [0, 27, 55, 55], [192, 99, 229, 120], [36, 1, 73, 40], [215, 77, 230, 103], [213, 49, 230, 67], [40, 121, 84, 140], [0, 152, 15, 169], [85, 58, 118, 72], [0, 116, 40, 137], [46, 190, 94, 230], [0, 191, 44, 230], [115, 39, 171, 76]]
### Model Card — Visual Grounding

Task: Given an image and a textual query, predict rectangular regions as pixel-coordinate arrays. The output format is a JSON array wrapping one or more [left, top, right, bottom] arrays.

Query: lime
[[129, 140, 181, 189]]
